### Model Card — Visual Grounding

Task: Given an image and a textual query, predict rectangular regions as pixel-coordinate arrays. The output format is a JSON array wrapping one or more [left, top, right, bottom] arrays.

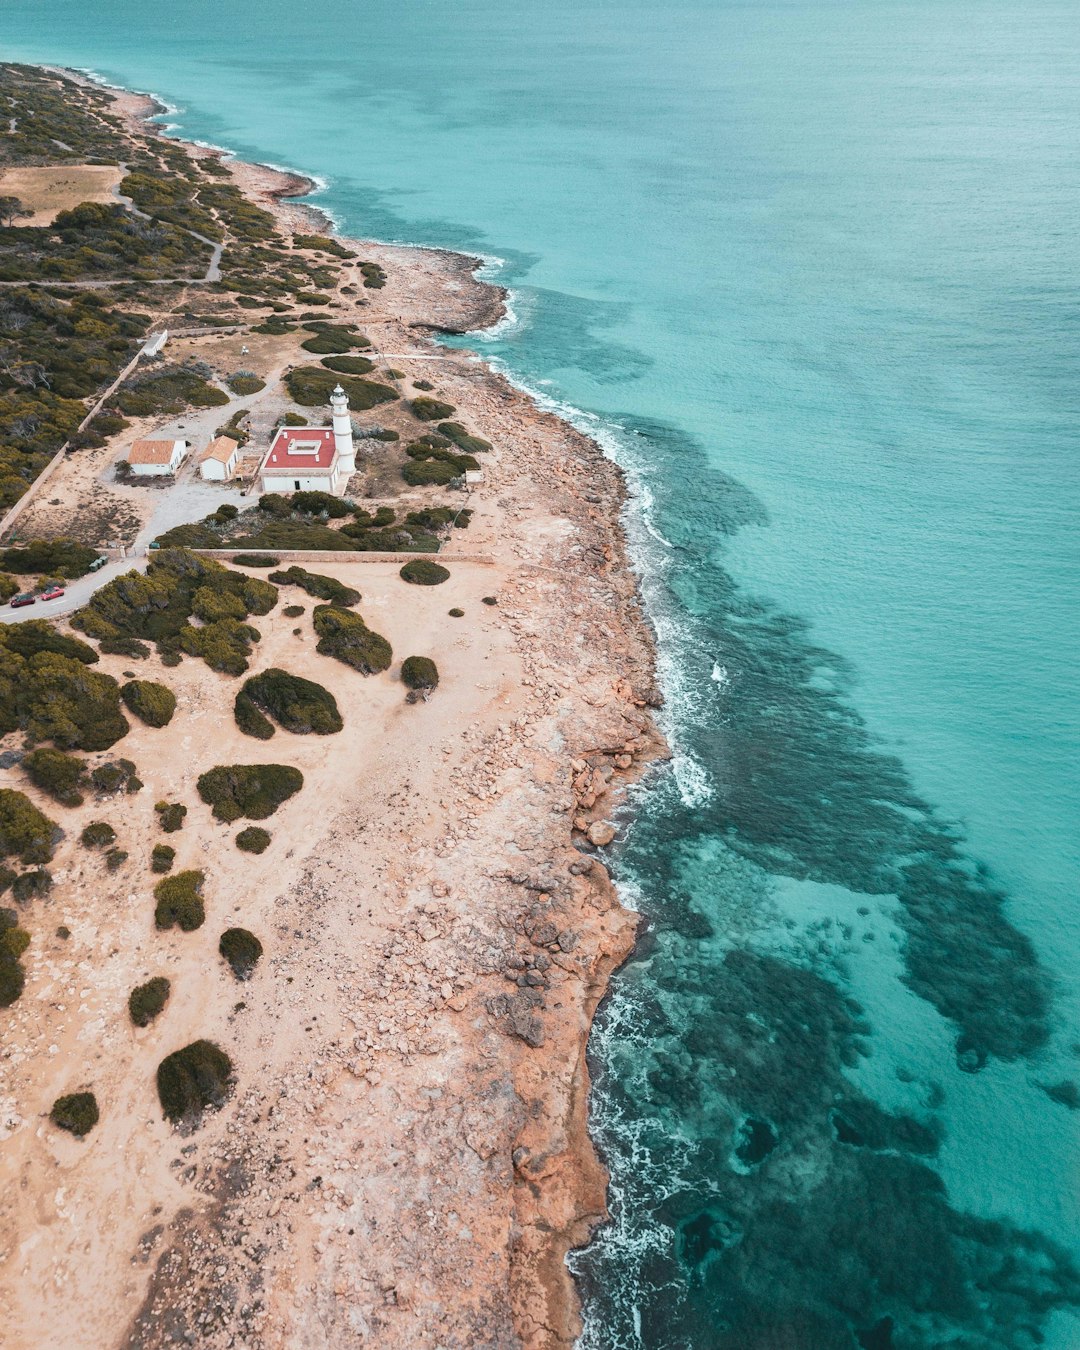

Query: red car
[[9, 593, 36, 608], [41, 585, 65, 601]]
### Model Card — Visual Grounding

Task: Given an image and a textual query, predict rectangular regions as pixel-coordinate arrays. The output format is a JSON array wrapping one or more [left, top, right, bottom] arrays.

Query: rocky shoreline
[[3, 70, 668, 1349]]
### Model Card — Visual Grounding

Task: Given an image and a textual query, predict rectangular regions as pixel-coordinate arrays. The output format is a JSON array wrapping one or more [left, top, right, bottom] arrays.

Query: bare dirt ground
[[0, 163, 124, 224], [0, 89, 665, 1350]]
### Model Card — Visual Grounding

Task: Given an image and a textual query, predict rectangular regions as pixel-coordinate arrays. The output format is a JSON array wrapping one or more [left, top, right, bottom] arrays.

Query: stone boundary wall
[[190, 549, 496, 566]]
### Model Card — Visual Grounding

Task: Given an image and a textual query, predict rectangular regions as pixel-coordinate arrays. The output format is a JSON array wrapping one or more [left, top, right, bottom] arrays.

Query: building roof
[[129, 438, 183, 465], [263, 426, 337, 473], [202, 435, 240, 464]]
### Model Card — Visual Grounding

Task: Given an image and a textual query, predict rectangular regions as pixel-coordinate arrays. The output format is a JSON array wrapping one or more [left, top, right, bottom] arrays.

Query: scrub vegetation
[[196, 764, 304, 822], [312, 605, 392, 674]]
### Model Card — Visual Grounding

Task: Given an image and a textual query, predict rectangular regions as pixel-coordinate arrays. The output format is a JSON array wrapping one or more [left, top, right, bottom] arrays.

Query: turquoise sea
[[4, 1, 1079, 1344]]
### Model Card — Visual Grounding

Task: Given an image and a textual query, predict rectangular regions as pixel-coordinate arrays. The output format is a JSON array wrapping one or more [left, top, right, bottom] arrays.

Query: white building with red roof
[[258, 385, 356, 497]]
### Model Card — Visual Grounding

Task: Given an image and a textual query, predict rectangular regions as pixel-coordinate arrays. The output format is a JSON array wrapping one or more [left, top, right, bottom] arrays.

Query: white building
[[127, 438, 188, 477], [199, 435, 241, 482], [258, 385, 355, 496]]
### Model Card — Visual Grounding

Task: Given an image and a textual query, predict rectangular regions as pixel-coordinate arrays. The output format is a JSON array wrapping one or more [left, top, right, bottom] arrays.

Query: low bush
[[437, 421, 492, 455], [290, 490, 352, 519], [80, 821, 116, 849], [482, 595, 498, 606], [0, 538, 99, 579], [230, 553, 280, 568], [0, 910, 30, 1007], [151, 843, 176, 874], [4, 653, 130, 752], [215, 503, 239, 521], [0, 620, 98, 666], [449, 607, 464, 618], [320, 355, 375, 376], [154, 869, 205, 932], [352, 506, 396, 528], [258, 493, 292, 517], [401, 656, 439, 693], [178, 618, 261, 676], [50, 1091, 99, 1137], [0, 789, 60, 865], [129, 976, 170, 1027], [285, 366, 397, 411], [413, 379, 434, 392], [227, 372, 265, 396], [155, 801, 187, 833], [92, 759, 142, 795], [219, 927, 263, 980], [238, 668, 343, 735], [410, 397, 456, 422], [104, 847, 128, 872], [120, 679, 177, 728], [197, 764, 304, 822], [236, 826, 270, 854], [283, 604, 304, 618], [268, 565, 359, 608], [234, 692, 275, 740], [23, 748, 87, 807], [312, 605, 392, 674], [99, 636, 151, 660], [400, 559, 450, 586], [156, 1040, 234, 1127], [359, 261, 386, 288], [402, 457, 462, 487], [361, 427, 399, 442], [12, 869, 51, 902]]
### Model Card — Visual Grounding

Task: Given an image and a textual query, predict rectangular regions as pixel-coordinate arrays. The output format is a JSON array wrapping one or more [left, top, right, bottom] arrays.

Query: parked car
[[9, 593, 36, 608], [41, 585, 65, 601]]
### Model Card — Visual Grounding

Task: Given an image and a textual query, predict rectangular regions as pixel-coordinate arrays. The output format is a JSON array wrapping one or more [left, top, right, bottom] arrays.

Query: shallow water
[[4, 2, 1079, 1344]]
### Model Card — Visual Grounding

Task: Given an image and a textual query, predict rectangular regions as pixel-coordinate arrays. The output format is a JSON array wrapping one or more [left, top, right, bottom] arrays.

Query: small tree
[[0, 196, 29, 228], [401, 656, 439, 702]]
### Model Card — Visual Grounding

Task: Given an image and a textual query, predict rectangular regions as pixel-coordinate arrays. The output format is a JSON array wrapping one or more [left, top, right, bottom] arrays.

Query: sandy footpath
[[0, 79, 665, 1350]]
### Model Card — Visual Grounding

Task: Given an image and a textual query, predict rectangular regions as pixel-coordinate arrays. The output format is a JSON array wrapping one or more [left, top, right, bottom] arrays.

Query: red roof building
[[258, 387, 357, 497]]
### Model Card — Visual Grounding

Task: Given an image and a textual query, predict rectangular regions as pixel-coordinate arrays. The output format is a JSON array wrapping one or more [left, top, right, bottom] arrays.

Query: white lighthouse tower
[[330, 384, 355, 477]]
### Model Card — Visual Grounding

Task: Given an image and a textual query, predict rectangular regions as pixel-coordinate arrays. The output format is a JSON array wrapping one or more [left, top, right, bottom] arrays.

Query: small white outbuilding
[[127, 438, 188, 477], [199, 435, 241, 482]]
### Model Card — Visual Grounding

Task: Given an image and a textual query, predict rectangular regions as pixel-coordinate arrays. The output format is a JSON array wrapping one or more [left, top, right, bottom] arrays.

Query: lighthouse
[[330, 384, 355, 476]]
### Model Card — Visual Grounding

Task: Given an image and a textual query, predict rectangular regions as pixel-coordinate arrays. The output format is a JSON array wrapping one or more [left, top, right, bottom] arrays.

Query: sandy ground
[[0, 81, 665, 1350], [0, 163, 124, 224]]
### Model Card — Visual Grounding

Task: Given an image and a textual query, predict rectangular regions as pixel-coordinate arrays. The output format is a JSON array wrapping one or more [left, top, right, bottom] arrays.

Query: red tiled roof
[[264, 427, 336, 471], [202, 435, 240, 464], [129, 438, 182, 465]]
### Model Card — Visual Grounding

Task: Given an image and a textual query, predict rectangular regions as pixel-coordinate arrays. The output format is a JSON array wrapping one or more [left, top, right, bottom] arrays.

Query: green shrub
[[230, 554, 280, 568], [359, 261, 386, 288], [92, 759, 142, 795], [402, 458, 461, 487], [0, 910, 30, 1007], [155, 801, 187, 833], [154, 869, 205, 932], [410, 397, 456, 422], [178, 618, 261, 676], [449, 607, 464, 618], [0, 538, 99, 579], [227, 373, 265, 396], [283, 604, 304, 619], [0, 573, 19, 602], [437, 421, 492, 455], [0, 620, 98, 666], [80, 821, 116, 849], [23, 748, 88, 806], [285, 366, 397, 410], [401, 656, 439, 693], [105, 847, 128, 872], [234, 692, 275, 740], [12, 869, 51, 902], [129, 976, 170, 1026], [312, 606, 392, 674], [50, 1091, 99, 1137], [258, 493, 292, 517], [113, 364, 228, 417], [156, 1040, 233, 1126], [238, 668, 343, 736], [320, 355, 375, 376], [236, 826, 271, 855], [196, 765, 304, 823], [120, 679, 177, 728], [0, 789, 60, 864], [400, 559, 450, 587], [219, 927, 263, 980], [482, 595, 498, 606], [290, 490, 352, 519], [151, 843, 176, 874], [98, 636, 151, 660], [215, 503, 239, 521], [268, 565, 359, 608], [361, 427, 399, 442], [11, 654, 130, 752], [413, 379, 434, 392]]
